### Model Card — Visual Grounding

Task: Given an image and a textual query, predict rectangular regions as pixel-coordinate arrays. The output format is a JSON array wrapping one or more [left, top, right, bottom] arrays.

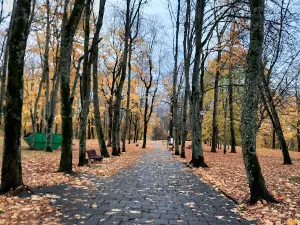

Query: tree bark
[[112, 0, 130, 156], [181, 89, 188, 158], [40, 106, 45, 132], [172, 0, 180, 156], [228, 23, 236, 153], [128, 112, 132, 144], [1, 0, 32, 193], [107, 100, 113, 147], [93, 47, 110, 158], [272, 128, 276, 149], [31, 0, 50, 150], [211, 38, 222, 153], [181, 0, 192, 159], [59, 0, 85, 173], [223, 96, 228, 154], [78, 0, 92, 166], [260, 78, 292, 164], [46, 26, 61, 152], [90, 0, 109, 156], [121, 40, 133, 152], [241, 0, 276, 203], [141, 56, 158, 148], [190, 0, 207, 167]]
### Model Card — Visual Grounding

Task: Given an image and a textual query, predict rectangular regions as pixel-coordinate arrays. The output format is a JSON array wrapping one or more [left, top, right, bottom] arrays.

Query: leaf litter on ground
[[0, 139, 151, 224], [171, 141, 300, 225]]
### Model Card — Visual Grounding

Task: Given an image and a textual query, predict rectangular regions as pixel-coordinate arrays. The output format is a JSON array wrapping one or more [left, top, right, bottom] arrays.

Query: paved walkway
[[39, 145, 255, 225]]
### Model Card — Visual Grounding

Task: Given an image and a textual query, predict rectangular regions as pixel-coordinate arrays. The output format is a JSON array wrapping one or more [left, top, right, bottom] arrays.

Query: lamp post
[[200, 110, 206, 121]]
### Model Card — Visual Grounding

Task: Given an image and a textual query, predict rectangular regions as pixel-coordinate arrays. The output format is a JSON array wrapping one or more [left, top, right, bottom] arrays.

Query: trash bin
[[23, 132, 62, 150]]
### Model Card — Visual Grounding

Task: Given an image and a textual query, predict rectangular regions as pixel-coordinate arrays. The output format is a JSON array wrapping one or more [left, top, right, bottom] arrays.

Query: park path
[[39, 144, 255, 225]]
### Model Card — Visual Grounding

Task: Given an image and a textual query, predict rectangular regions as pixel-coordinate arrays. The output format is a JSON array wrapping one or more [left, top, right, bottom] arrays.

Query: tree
[[78, 0, 92, 166], [1, 0, 33, 193], [169, 0, 180, 155], [228, 21, 237, 153], [92, 0, 110, 158], [31, 0, 51, 149], [45, 10, 62, 152], [189, 0, 232, 167], [211, 18, 227, 153], [181, 0, 193, 158], [121, 0, 145, 152], [240, 0, 276, 203], [189, 0, 207, 167], [111, 0, 131, 156], [140, 54, 159, 149], [59, 0, 85, 173]]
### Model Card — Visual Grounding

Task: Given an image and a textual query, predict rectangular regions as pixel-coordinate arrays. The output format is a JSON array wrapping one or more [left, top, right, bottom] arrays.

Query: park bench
[[87, 149, 103, 162]]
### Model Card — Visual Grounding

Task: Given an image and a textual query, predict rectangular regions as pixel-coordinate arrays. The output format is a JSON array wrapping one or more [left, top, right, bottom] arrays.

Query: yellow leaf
[[287, 218, 298, 225]]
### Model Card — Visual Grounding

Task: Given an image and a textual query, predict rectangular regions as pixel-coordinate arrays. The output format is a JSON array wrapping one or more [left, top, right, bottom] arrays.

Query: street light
[[200, 110, 206, 121]]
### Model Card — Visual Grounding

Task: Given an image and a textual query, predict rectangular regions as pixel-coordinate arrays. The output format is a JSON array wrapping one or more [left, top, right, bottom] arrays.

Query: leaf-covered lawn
[[173, 142, 300, 225], [0, 138, 149, 224]]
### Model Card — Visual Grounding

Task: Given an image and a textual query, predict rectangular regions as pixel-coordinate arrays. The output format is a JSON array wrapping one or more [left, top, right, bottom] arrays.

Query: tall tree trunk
[[241, 0, 276, 203], [40, 106, 45, 132], [31, 0, 50, 150], [190, 0, 207, 167], [31, 70, 43, 149], [1, 0, 32, 193], [93, 49, 110, 157], [55, 124, 58, 134], [88, 119, 91, 139], [107, 100, 113, 147], [78, 0, 92, 166], [141, 55, 157, 148], [59, 0, 85, 173], [223, 96, 228, 154], [112, 0, 130, 156], [211, 38, 221, 153], [181, 89, 188, 158], [261, 80, 292, 164], [93, 57, 109, 157], [46, 40, 61, 152], [88, 0, 109, 157], [46, 68, 59, 152], [228, 24, 236, 153], [134, 116, 138, 143], [142, 87, 150, 148], [121, 41, 133, 152], [128, 112, 132, 144], [142, 121, 148, 148], [272, 128, 276, 149], [181, 0, 192, 159], [172, 0, 180, 155]]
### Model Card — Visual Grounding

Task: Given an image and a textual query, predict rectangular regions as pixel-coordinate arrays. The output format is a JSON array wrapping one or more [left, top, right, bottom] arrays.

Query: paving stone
[[38, 146, 256, 225]]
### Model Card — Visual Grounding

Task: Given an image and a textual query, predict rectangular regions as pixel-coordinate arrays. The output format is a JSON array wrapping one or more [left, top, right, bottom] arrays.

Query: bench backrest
[[87, 149, 97, 158]]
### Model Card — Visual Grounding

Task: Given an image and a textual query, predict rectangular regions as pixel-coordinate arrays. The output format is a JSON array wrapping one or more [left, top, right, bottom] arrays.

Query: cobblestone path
[[39, 145, 255, 225]]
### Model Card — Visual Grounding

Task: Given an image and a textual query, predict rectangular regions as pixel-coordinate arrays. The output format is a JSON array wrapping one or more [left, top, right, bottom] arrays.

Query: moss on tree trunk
[[241, 0, 277, 203]]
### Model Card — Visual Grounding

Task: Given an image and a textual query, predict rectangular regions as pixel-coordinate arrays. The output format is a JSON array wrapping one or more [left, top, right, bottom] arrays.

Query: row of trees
[[0, 0, 163, 193], [1, 0, 300, 205], [164, 0, 300, 203]]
